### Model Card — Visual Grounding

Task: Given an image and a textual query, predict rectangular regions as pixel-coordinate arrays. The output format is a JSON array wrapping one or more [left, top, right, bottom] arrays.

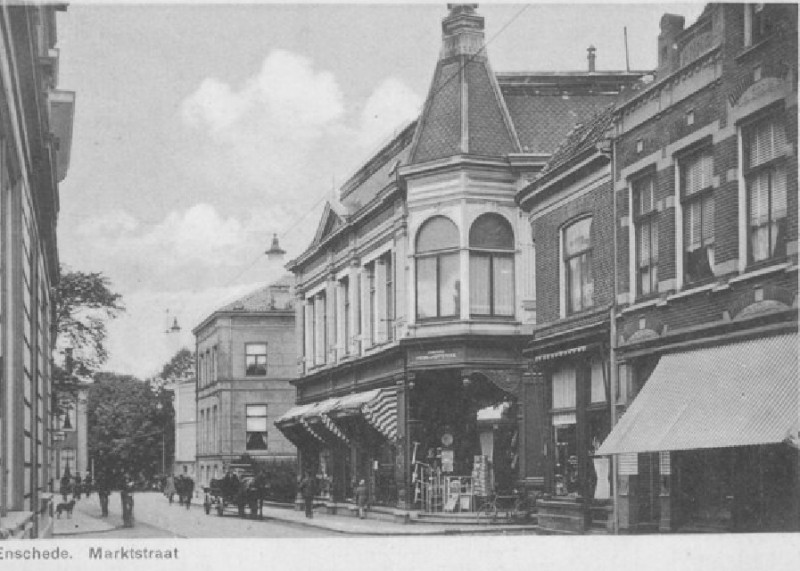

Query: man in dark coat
[[96, 473, 110, 517], [298, 472, 316, 518], [183, 476, 195, 509], [74, 473, 82, 500], [120, 473, 135, 527]]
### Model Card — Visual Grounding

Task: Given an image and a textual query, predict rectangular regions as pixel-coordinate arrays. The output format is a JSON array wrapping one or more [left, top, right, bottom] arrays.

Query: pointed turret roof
[[408, 4, 520, 165]]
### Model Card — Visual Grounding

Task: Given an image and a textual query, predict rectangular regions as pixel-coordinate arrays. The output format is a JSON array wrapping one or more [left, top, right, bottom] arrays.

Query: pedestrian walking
[[183, 476, 195, 509], [96, 474, 110, 517], [298, 471, 316, 519], [73, 472, 83, 501], [84, 474, 93, 498], [355, 479, 368, 519], [120, 473, 135, 527], [164, 474, 177, 505], [60, 474, 71, 502]]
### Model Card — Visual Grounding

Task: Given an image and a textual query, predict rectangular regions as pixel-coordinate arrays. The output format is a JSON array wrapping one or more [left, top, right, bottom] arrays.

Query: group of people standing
[[163, 474, 195, 508], [59, 472, 93, 501]]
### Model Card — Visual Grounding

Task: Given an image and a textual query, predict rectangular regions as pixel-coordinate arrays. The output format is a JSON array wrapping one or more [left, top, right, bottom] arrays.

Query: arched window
[[563, 217, 593, 314], [469, 213, 515, 316], [416, 216, 460, 319]]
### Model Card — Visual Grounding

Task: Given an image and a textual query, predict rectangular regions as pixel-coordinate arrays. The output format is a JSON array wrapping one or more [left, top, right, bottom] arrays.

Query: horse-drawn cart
[[203, 472, 269, 519]]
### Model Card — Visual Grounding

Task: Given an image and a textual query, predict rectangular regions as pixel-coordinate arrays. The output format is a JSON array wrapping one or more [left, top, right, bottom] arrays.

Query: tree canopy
[[88, 372, 174, 486], [160, 347, 194, 381], [54, 265, 125, 380]]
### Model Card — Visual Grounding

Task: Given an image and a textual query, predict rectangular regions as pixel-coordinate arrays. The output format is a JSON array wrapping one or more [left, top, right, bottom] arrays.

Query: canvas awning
[[275, 387, 397, 443], [361, 388, 398, 442], [597, 334, 798, 455]]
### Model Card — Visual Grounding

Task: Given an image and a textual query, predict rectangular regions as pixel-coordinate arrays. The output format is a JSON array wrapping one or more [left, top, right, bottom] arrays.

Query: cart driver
[[222, 467, 239, 496]]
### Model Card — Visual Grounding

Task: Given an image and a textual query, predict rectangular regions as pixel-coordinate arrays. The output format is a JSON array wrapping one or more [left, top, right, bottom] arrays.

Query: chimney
[[587, 45, 596, 72], [657, 13, 685, 77], [441, 4, 485, 60]]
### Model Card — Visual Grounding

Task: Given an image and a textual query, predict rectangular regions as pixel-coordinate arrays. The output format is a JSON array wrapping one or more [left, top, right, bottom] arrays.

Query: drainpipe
[[608, 130, 620, 535], [598, 129, 619, 534]]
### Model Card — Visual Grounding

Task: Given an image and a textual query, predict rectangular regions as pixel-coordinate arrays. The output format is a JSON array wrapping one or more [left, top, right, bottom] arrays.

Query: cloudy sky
[[55, 2, 704, 378]]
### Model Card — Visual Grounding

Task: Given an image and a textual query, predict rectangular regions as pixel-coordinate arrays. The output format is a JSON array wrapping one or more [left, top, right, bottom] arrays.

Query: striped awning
[[361, 388, 398, 442], [597, 334, 799, 455]]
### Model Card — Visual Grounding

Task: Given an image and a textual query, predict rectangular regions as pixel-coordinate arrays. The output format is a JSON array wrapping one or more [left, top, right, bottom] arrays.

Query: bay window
[[744, 114, 787, 264], [416, 216, 460, 319], [469, 213, 515, 316], [681, 147, 715, 284]]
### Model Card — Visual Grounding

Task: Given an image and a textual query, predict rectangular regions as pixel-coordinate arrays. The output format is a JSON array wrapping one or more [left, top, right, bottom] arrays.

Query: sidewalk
[[52, 495, 118, 537], [188, 493, 538, 536]]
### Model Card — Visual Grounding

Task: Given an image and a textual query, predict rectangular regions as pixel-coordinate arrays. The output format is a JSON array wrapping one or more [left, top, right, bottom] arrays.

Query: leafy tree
[[54, 265, 125, 381], [160, 347, 194, 381], [88, 372, 174, 487]]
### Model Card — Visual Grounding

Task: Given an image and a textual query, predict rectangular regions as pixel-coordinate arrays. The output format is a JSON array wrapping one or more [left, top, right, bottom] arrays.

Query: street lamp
[[265, 234, 286, 261]]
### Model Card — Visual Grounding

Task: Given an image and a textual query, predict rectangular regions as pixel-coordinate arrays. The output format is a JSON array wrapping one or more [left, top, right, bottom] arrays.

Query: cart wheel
[[476, 503, 497, 525]]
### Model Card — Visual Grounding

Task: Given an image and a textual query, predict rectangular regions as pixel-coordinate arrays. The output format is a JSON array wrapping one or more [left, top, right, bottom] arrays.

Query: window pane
[[702, 195, 714, 244], [417, 216, 459, 252], [747, 117, 786, 168], [568, 256, 582, 312], [439, 253, 460, 316], [682, 150, 713, 195], [246, 432, 267, 450], [247, 405, 267, 417], [416, 257, 437, 318], [552, 367, 577, 409], [246, 344, 267, 356], [564, 218, 592, 257], [246, 417, 268, 432], [469, 213, 514, 249], [493, 255, 515, 315], [581, 252, 593, 309], [470, 253, 491, 314]]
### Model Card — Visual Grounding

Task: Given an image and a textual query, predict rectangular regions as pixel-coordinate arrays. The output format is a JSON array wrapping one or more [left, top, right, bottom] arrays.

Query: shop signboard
[[408, 347, 465, 367]]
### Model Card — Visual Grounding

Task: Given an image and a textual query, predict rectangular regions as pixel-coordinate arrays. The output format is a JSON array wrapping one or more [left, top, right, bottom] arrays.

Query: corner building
[[598, 3, 798, 533], [280, 4, 642, 515]]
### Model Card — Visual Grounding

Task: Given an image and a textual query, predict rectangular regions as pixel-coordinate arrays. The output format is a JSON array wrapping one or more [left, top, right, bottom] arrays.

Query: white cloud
[[356, 76, 422, 149]]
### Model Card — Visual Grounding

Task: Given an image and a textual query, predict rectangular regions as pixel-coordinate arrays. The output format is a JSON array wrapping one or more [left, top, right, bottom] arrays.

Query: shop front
[[598, 333, 800, 533], [276, 387, 399, 507], [403, 340, 524, 515]]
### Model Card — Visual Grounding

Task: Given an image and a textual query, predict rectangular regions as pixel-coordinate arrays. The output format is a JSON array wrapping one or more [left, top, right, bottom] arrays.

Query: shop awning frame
[[597, 334, 799, 456]]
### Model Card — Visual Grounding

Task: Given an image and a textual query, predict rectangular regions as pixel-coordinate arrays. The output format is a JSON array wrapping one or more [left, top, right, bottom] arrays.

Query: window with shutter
[[681, 147, 715, 285], [744, 115, 788, 264]]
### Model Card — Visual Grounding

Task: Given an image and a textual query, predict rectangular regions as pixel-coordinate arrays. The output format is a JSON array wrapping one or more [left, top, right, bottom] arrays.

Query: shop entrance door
[[637, 452, 661, 530]]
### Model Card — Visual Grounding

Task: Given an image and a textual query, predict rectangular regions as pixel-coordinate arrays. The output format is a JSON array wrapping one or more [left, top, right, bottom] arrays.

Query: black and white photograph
[[0, 1, 797, 569]]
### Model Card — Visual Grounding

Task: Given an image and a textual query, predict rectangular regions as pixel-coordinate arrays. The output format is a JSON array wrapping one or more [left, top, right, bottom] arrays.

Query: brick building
[[279, 4, 642, 515], [193, 277, 297, 488], [0, 4, 74, 538], [516, 108, 620, 533], [595, 3, 798, 533]]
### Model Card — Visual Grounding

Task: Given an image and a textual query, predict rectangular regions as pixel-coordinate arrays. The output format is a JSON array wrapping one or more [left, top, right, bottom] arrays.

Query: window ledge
[[667, 282, 717, 302], [728, 262, 791, 285], [735, 38, 772, 63], [621, 297, 661, 314]]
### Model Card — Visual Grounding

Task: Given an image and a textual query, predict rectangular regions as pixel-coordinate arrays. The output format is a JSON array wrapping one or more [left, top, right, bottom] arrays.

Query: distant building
[[193, 277, 297, 488], [165, 370, 197, 479], [0, 4, 74, 538]]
